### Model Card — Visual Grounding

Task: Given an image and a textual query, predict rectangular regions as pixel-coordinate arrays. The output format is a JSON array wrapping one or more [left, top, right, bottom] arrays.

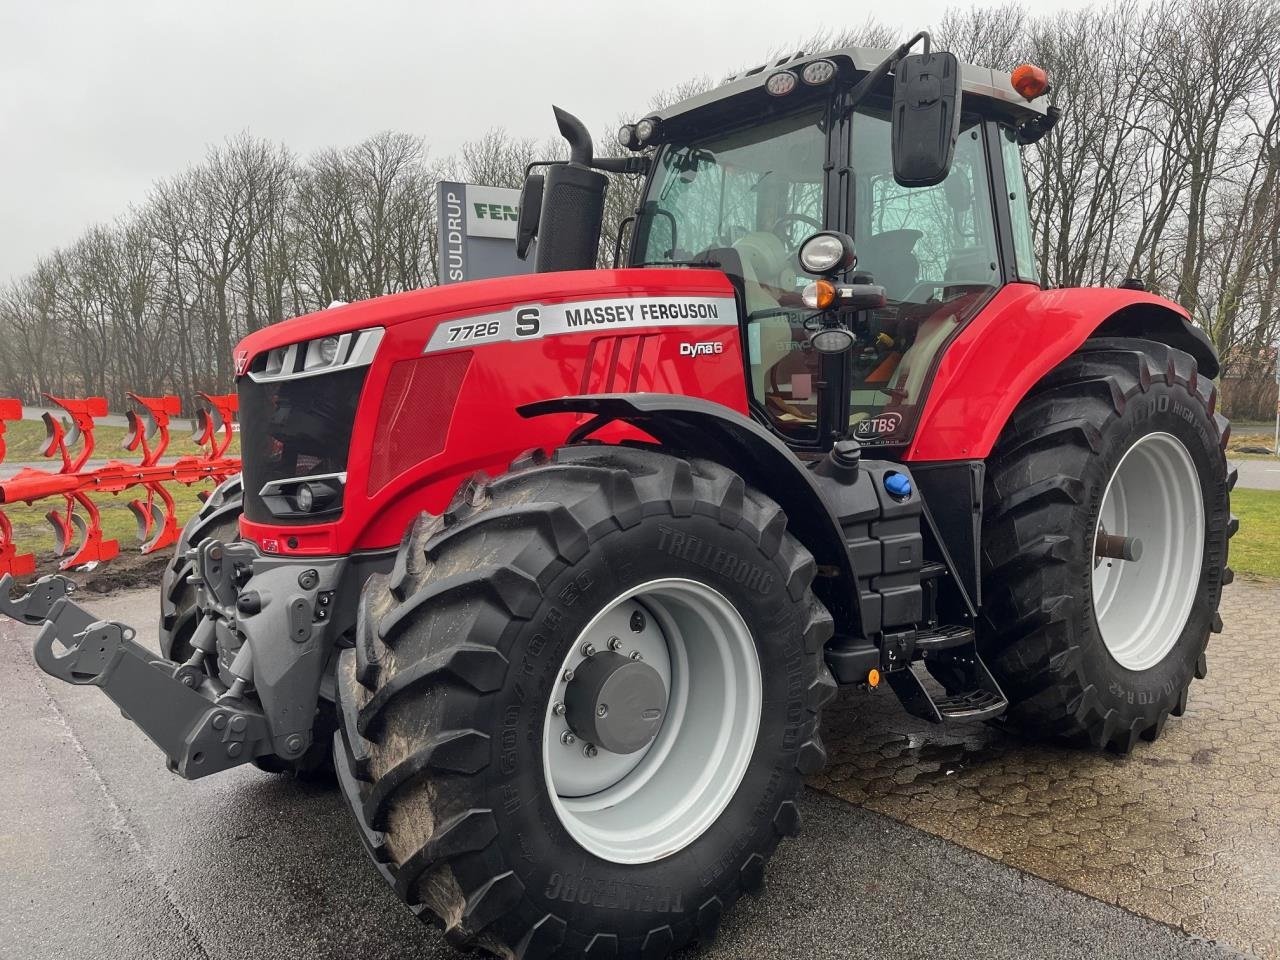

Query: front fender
[[519, 393, 859, 636], [906, 284, 1212, 462]]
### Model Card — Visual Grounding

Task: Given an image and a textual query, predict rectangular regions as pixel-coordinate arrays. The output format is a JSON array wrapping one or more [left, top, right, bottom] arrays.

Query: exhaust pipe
[[534, 106, 608, 273], [553, 105, 594, 166]]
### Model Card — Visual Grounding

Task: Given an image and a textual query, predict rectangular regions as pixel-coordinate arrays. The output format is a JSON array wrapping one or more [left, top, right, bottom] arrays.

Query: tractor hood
[[234, 268, 736, 371]]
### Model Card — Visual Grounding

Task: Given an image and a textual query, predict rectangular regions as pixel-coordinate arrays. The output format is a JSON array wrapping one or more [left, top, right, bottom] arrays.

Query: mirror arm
[[844, 31, 932, 114]]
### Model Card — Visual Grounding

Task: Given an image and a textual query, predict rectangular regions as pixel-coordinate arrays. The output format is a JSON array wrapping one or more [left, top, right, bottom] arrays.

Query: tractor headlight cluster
[[798, 231, 857, 276], [766, 59, 836, 97], [248, 327, 384, 383], [258, 472, 346, 519]]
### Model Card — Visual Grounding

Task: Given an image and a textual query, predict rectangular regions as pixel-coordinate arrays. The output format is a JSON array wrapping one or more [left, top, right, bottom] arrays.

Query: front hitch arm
[[1, 573, 270, 779]]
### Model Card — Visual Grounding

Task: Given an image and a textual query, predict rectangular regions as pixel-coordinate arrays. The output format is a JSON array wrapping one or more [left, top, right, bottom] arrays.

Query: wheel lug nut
[[596, 703, 608, 718], [629, 651, 643, 661], [581, 642, 596, 657], [607, 636, 622, 651], [583, 743, 598, 758], [552, 701, 566, 716], [561, 731, 576, 746], [562, 669, 574, 682]]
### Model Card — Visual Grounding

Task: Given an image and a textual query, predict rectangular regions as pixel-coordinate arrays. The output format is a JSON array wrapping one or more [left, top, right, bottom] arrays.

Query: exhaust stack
[[534, 106, 608, 273]]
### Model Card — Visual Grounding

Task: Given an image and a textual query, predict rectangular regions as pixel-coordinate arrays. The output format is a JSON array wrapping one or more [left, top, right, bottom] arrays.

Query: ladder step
[[885, 641, 1007, 725], [914, 623, 973, 652]]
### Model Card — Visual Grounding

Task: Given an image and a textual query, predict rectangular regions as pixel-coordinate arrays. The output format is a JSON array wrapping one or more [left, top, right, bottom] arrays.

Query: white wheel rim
[[542, 578, 762, 864], [1092, 432, 1204, 671]]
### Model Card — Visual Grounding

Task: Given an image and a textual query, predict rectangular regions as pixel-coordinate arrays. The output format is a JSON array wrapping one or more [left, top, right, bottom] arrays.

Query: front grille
[[368, 351, 473, 493], [237, 366, 368, 523]]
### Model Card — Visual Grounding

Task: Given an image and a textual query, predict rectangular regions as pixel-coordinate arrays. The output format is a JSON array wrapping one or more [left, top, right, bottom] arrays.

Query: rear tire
[[335, 445, 835, 958], [981, 338, 1235, 752]]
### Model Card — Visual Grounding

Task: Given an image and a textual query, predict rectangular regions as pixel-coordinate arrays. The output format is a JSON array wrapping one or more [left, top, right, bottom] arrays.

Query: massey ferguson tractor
[[1, 34, 1235, 960]]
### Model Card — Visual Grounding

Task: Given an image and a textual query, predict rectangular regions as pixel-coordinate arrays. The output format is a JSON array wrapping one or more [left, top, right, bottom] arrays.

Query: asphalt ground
[[0, 585, 1267, 960], [1232, 459, 1280, 490]]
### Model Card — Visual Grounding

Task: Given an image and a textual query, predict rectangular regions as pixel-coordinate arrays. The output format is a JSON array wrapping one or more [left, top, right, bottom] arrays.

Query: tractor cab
[[525, 39, 1055, 450]]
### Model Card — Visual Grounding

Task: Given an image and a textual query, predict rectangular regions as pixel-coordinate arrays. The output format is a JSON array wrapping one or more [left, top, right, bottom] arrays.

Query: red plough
[[0, 394, 241, 575]]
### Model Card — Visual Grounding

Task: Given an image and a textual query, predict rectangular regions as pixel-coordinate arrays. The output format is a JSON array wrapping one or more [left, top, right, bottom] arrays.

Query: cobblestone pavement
[[812, 578, 1280, 959]]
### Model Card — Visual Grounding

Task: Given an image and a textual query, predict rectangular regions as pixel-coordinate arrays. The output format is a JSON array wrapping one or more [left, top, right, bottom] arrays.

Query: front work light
[[765, 70, 798, 97], [618, 124, 640, 150], [798, 231, 856, 275], [801, 59, 836, 86], [635, 117, 661, 145], [809, 327, 856, 354]]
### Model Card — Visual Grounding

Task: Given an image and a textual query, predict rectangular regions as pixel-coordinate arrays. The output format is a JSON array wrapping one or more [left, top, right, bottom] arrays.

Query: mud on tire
[[334, 445, 835, 958], [981, 338, 1236, 752]]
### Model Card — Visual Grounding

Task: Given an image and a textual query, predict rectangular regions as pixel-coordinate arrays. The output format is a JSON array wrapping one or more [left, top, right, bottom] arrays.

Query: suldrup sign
[[436, 181, 532, 285]]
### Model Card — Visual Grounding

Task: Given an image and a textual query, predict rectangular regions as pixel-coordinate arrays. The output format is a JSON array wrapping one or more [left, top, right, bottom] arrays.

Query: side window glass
[[1001, 127, 1040, 284]]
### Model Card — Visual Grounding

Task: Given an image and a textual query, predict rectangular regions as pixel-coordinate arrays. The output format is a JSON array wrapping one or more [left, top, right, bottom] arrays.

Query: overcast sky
[[0, 0, 1096, 281]]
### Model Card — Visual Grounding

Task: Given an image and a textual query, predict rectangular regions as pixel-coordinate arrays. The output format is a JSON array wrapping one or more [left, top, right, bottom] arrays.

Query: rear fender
[[519, 393, 859, 636], [906, 284, 1215, 462]]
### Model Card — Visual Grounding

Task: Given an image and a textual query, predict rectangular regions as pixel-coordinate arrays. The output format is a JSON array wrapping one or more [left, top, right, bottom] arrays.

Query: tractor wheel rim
[[542, 577, 762, 864], [1092, 431, 1204, 671]]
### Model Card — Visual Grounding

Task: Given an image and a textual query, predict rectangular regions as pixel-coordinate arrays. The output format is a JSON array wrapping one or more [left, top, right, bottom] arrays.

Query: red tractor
[[2, 35, 1234, 960]]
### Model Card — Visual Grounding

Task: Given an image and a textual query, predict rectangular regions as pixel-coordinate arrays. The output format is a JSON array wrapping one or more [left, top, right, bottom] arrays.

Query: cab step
[[914, 623, 973, 652], [886, 641, 1007, 724]]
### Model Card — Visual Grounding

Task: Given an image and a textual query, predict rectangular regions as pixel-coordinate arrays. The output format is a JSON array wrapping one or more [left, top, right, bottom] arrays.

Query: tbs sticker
[[855, 412, 903, 438]]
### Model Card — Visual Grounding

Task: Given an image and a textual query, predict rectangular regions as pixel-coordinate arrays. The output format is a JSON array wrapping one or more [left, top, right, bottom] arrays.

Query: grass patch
[[1230, 488, 1280, 580]]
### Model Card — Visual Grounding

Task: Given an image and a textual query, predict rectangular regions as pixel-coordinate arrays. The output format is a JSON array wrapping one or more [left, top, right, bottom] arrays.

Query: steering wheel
[[770, 213, 823, 251]]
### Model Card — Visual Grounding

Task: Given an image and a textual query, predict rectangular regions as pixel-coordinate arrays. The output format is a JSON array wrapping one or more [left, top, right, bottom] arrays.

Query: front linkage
[[0, 536, 341, 778]]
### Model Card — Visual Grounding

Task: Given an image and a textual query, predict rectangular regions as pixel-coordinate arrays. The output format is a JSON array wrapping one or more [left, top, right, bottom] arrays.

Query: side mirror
[[515, 174, 543, 261], [891, 51, 962, 188]]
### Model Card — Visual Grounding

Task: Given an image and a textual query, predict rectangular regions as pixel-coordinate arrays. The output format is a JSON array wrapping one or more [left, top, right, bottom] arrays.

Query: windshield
[[636, 102, 999, 446], [637, 108, 827, 440]]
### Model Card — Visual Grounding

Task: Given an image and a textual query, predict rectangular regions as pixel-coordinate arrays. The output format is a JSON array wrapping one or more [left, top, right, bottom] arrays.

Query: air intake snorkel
[[534, 106, 608, 273]]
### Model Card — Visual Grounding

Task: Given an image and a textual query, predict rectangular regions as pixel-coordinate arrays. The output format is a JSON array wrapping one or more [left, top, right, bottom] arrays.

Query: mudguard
[[906, 284, 1216, 462]]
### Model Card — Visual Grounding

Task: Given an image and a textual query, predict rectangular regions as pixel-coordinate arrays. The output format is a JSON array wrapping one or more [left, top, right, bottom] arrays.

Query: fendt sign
[[436, 181, 534, 285]]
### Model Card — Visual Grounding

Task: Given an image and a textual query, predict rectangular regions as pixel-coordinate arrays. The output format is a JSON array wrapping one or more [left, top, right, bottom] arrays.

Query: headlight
[[798, 231, 857, 276], [294, 483, 315, 512], [246, 327, 384, 383], [304, 335, 342, 370], [618, 123, 640, 151]]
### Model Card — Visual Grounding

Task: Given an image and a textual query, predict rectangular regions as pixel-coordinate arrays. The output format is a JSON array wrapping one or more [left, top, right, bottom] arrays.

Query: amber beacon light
[[1011, 63, 1050, 100]]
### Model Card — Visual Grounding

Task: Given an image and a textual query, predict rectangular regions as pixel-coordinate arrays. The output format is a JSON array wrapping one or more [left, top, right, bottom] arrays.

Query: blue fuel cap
[[884, 472, 912, 499]]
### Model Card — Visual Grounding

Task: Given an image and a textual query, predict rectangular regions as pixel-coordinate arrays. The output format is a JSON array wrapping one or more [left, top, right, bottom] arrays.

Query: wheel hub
[[564, 651, 667, 755]]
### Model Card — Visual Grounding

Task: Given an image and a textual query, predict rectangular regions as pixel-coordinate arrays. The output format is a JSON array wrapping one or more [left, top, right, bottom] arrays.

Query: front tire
[[981, 338, 1235, 752], [335, 445, 835, 958]]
